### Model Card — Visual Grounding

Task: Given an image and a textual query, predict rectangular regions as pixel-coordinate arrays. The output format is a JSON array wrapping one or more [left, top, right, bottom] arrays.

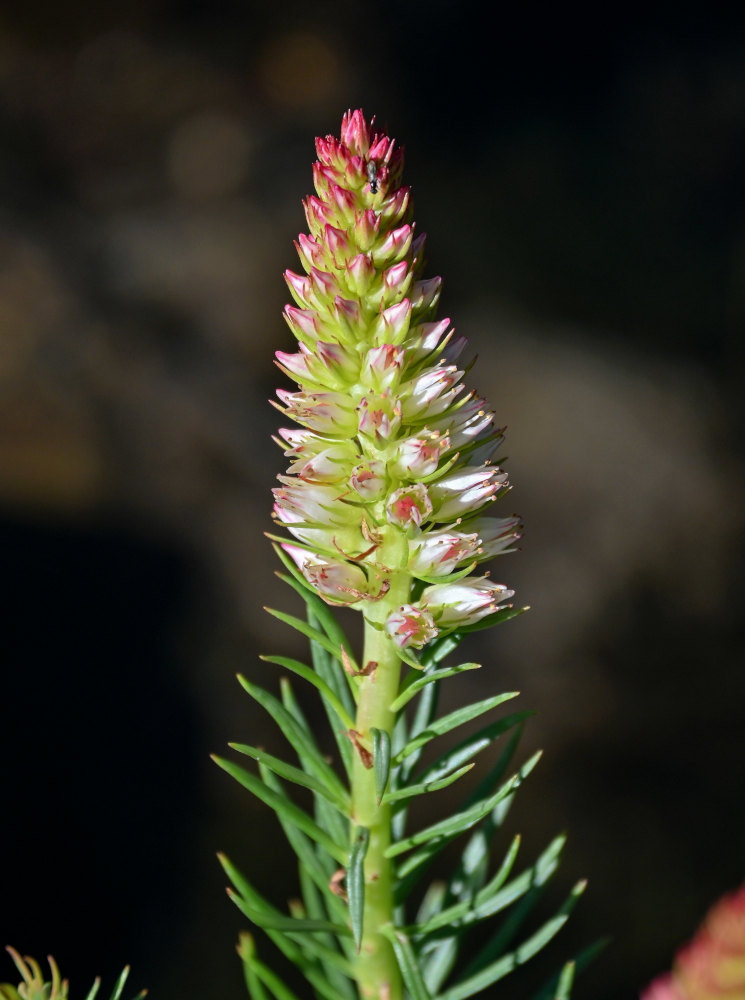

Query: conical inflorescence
[[273, 108, 521, 650]]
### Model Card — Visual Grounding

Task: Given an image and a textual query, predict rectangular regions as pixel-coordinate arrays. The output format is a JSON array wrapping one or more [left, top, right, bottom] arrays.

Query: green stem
[[351, 532, 409, 1000]]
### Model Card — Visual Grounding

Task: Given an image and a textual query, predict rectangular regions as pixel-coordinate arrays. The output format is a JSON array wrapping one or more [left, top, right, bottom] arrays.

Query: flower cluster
[[273, 109, 520, 649], [642, 884, 745, 1000]]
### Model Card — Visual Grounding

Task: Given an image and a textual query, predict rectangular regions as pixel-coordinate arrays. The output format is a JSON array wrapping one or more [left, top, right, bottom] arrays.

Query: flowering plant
[[642, 883, 745, 1000], [213, 109, 592, 1000], [1, 108, 596, 1000]]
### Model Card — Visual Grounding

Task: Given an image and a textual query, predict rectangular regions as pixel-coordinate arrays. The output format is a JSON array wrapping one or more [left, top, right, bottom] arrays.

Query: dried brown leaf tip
[[341, 646, 377, 678], [329, 868, 348, 901], [344, 729, 374, 768]]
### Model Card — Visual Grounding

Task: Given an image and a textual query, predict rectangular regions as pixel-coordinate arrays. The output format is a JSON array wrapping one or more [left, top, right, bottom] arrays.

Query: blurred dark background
[[1, 2, 744, 998]]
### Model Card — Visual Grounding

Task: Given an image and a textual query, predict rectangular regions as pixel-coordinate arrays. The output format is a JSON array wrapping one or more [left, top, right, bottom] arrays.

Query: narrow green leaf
[[236, 675, 348, 801], [380, 927, 432, 1000], [420, 632, 463, 668], [397, 644, 426, 670], [384, 764, 474, 804], [225, 855, 352, 1000], [272, 549, 354, 649], [260, 656, 355, 730], [410, 561, 479, 587], [398, 664, 440, 785], [258, 766, 348, 921], [230, 891, 349, 935], [394, 692, 519, 766], [517, 880, 587, 963], [307, 629, 355, 776], [393, 753, 540, 898], [416, 881, 448, 924], [438, 880, 586, 1000], [265, 607, 357, 668], [299, 866, 357, 997], [107, 969, 131, 1000], [245, 954, 303, 1000], [220, 838, 343, 929], [279, 674, 311, 728], [307, 619, 355, 718], [419, 840, 521, 993], [230, 742, 350, 812], [530, 939, 609, 1000], [422, 938, 458, 996], [554, 962, 575, 1000], [390, 662, 481, 712], [444, 724, 526, 905], [313, 792, 350, 863], [411, 832, 564, 941], [288, 900, 356, 976], [237, 934, 271, 1000], [83, 982, 101, 1000], [372, 728, 391, 804], [387, 772, 520, 860], [348, 826, 370, 951], [414, 711, 531, 785], [213, 755, 347, 864]]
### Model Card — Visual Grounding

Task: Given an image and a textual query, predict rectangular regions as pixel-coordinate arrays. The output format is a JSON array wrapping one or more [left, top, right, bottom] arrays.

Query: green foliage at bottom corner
[[0, 949, 144, 1000]]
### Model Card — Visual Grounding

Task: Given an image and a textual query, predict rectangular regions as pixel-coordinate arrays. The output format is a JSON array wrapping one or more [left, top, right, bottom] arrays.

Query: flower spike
[[274, 109, 517, 645], [219, 110, 586, 1000]]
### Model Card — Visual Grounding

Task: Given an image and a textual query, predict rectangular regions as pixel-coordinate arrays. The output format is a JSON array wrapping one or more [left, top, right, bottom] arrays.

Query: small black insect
[[367, 160, 378, 194]]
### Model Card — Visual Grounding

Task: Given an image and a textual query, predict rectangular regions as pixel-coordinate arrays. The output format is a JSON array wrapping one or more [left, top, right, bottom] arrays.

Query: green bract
[[219, 109, 592, 1000]]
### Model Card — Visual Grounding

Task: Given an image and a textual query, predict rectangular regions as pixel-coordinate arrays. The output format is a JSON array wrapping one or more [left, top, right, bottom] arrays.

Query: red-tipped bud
[[386, 483, 432, 529], [384, 604, 438, 648]]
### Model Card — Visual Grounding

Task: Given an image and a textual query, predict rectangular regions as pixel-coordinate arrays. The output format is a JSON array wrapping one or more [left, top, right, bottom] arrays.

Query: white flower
[[429, 465, 507, 519], [421, 577, 514, 628], [393, 431, 451, 479], [282, 545, 369, 604], [384, 604, 438, 648], [408, 528, 480, 576]]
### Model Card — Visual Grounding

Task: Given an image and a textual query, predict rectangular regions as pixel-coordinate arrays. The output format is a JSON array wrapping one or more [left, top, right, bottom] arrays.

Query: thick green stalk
[[351, 529, 409, 1000]]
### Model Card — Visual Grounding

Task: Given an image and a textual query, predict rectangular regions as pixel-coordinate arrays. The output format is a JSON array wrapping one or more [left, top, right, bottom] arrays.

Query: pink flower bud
[[384, 604, 438, 648], [295, 233, 322, 272], [353, 208, 380, 250], [357, 390, 402, 441], [372, 223, 413, 266], [346, 252, 376, 295], [410, 276, 442, 312], [370, 299, 413, 346], [284, 269, 312, 307], [383, 260, 412, 299], [362, 345, 405, 390], [386, 483, 433, 529], [421, 577, 514, 628], [407, 318, 452, 361], [339, 108, 370, 157], [303, 194, 334, 234]]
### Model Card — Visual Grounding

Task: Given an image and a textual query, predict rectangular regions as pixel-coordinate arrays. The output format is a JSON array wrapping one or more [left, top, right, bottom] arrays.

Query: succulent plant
[[215, 109, 591, 1000]]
